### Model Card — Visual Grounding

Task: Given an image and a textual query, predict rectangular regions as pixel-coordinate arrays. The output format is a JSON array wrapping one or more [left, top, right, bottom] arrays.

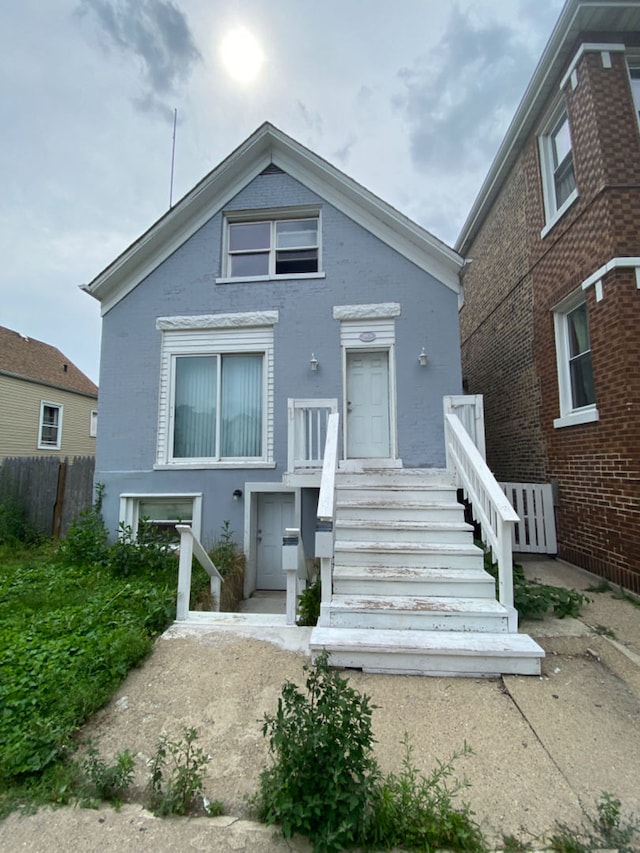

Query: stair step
[[337, 486, 457, 503], [327, 594, 509, 632], [333, 565, 496, 598], [309, 627, 544, 677], [334, 518, 473, 544], [334, 540, 484, 569], [336, 499, 464, 522]]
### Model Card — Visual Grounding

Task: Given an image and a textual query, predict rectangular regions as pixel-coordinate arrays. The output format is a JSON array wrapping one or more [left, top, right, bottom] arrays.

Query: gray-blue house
[[85, 123, 544, 676]]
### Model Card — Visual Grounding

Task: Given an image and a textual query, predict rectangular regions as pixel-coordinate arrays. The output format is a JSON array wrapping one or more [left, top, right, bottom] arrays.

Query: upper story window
[[223, 211, 320, 280], [39, 402, 62, 449], [539, 107, 578, 234], [553, 294, 598, 428]]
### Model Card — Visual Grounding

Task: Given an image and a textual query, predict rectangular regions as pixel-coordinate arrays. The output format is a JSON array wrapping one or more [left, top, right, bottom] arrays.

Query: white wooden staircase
[[309, 469, 544, 677]]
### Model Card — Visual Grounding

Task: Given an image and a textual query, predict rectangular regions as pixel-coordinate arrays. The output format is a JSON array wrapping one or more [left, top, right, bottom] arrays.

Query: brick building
[[457, 0, 640, 592]]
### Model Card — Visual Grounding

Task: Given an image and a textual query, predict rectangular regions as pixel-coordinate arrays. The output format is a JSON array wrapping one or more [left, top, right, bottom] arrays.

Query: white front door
[[346, 350, 391, 458], [256, 493, 294, 590]]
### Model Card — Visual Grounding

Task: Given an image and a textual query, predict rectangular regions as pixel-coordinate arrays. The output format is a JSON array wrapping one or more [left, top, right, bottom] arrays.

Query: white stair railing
[[444, 413, 520, 631], [175, 524, 224, 621], [315, 412, 340, 627], [282, 527, 307, 625], [287, 398, 338, 472], [443, 394, 486, 459]]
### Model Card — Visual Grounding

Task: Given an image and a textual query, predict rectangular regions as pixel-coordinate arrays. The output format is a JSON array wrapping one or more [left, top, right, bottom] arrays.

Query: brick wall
[[461, 44, 640, 591]]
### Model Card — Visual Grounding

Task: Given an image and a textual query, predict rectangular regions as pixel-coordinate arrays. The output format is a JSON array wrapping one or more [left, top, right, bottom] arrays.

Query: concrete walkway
[[1, 556, 639, 851]]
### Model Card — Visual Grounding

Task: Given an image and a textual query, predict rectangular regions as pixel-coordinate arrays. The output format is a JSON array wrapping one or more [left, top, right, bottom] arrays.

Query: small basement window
[[119, 494, 202, 542]]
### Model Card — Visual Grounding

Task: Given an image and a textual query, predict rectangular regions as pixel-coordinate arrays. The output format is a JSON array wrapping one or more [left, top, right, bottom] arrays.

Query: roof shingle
[[0, 326, 98, 397]]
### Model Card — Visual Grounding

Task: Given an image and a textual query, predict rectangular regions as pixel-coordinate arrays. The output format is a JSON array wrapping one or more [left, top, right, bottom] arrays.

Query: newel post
[[176, 525, 193, 621]]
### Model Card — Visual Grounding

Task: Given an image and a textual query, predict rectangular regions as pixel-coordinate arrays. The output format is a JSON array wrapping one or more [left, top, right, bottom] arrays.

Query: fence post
[[52, 459, 68, 538]]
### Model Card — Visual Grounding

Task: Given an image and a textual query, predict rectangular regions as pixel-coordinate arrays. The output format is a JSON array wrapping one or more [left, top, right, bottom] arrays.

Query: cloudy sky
[[1, 0, 565, 384]]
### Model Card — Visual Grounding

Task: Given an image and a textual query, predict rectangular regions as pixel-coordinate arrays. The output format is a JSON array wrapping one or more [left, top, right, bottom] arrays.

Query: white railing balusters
[[287, 398, 339, 472], [444, 412, 520, 631], [315, 412, 340, 626]]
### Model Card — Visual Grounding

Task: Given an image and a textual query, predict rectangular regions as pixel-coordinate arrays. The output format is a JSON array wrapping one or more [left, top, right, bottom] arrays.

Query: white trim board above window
[[38, 401, 63, 449], [218, 207, 323, 282], [552, 292, 598, 429], [539, 105, 578, 236], [156, 320, 276, 469]]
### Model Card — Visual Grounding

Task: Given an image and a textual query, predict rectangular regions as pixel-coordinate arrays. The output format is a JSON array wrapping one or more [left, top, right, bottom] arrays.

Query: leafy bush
[[482, 548, 589, 619], [146, 727, 218, 816], [0, 497, 39, 546], [79, 743, 136, 808], [296, 571, 321, 626], [108, 522, 175, 578], [254, 651, 379, 853], [58, 484, 109, 569], [209, 520, 238, 578], [366, 735, 487, 852]]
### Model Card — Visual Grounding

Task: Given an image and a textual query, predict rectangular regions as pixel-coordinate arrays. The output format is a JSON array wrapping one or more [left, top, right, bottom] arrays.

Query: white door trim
[[244, 483, 300, 597], [341, 344, 399, 466]]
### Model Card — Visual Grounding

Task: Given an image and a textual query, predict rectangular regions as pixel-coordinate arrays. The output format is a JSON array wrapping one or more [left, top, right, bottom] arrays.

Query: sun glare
[[220, 27, 265, 84]]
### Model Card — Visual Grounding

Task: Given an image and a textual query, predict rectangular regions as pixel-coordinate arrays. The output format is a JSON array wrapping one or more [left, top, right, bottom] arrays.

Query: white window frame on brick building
[[539, 105, 578, 235], [552, 291, 598, 428], [217, 207, 323, 282], [628, 64, 640, 125]]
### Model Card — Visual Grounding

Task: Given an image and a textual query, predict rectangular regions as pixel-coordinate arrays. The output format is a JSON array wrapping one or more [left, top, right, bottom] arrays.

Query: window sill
[[154, 461, 277, 470], [216, 272, 326, 284], [540, 190, 579, 239], [553, 407, 599, 429]]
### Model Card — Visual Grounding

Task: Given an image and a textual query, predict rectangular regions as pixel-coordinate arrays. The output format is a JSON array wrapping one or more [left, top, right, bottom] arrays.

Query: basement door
[[346, 350, 391, 458], [256, 492, 294, 590]]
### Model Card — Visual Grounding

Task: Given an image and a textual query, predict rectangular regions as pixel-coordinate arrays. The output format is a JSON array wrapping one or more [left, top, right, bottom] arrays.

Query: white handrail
[[444, 413, 519, 629], [175, 524, 223, 621], [315, 412, 340, 624]]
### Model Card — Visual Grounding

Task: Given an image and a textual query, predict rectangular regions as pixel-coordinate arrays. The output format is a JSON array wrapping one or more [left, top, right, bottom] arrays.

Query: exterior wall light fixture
[[418, 348, 429, 367], [310, 353, 319, 371], [233, 489, 243, 501]]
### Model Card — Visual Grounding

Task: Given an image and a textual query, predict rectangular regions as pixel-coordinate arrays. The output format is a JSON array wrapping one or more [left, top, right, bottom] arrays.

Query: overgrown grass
[[0, 534, 176, 815]]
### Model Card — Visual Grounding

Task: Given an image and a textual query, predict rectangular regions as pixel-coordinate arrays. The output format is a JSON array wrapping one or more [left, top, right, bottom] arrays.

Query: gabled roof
[[456, 0, 640, 255], [0, 326, 98, 398], [83, 122, 463, 315]]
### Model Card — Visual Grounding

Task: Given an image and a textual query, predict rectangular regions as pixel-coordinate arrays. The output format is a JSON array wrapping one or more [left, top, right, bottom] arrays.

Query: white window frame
[[552, 291, 599, 428], [90, 409, 98, 437], [217, 207, 324, 283], [539, 105, 578, 236], [38, 401, 63, 449], [155, 313, 277, 469], [119, 493, 203, 541], [628, 63, 640, 128]]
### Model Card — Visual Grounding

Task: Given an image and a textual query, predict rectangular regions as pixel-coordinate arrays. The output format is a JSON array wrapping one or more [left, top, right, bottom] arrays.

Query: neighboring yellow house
[[0, 326, 98, 461]]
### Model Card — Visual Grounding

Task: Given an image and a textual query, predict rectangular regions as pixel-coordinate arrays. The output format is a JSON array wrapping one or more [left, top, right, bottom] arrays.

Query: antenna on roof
[[169, 107, 177, 209]]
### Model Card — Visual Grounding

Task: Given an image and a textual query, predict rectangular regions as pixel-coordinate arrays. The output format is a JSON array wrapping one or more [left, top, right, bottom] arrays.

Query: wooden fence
[[0, 456, 95, 538], [500, 482, 558, 555]]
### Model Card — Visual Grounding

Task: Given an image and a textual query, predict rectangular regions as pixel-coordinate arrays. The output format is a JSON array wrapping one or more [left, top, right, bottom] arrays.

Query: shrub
[[366, 735, 487, 852], [58, 484, 109, 568], [296, 571, 321, 626], [0, 497, 39, 546], [146, 727, 216, 816], [254, 651, 378, 853]]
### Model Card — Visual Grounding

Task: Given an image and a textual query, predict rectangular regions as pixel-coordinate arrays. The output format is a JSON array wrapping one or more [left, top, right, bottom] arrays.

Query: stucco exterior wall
[[96, 170, 462, 542], [0, 374, 97, 461]]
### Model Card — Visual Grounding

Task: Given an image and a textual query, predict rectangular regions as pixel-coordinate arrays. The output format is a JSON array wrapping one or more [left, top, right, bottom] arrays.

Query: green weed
[[296, 571, 321, 626], [146, 727, 216, 816], [78, 743, 136, 808], [549, 791, 639, 853], [254, 651, 379, 852]]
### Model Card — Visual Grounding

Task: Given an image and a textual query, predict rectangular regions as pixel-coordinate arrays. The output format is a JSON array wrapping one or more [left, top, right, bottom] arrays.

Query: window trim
[[155, 316, 276, 469], [552, 291, 599, 429], [38, 401, 63, 449], [119, 493, 203, 541], [628, 62, 640, 129], [217, 207, 323, 283], [539, 105, 578, 236]]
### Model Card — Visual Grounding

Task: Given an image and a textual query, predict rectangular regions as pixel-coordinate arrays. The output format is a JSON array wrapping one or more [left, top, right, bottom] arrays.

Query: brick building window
[[539, 107, 578, 233], [553, 294, 598, 428]]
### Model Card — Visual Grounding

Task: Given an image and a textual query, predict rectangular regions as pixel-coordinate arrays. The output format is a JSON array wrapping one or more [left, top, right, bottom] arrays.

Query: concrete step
[[334, 518, 474, 544], [332, 565, 497, 598], [335, 499, 464, 523], [336, 484, 458, 503], [326, 594, 510, 632], [336, 468, 452, 486], [334, 540, 485, 570], [309, 626, 544, 677]]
